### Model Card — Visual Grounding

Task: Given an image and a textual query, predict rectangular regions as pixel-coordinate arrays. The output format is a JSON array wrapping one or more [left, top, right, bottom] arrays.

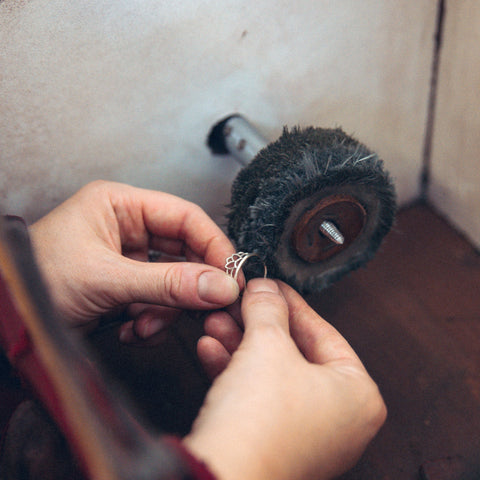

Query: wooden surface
[[1, 203, 480, 478], [314, 204, 480, 479]]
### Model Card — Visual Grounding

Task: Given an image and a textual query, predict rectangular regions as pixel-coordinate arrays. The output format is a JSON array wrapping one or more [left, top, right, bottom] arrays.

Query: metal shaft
[[222, 115, 269, 166]]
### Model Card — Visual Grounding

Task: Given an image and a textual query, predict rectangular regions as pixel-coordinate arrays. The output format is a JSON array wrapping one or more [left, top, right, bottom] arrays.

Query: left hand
[[29, 181, 240, 339]]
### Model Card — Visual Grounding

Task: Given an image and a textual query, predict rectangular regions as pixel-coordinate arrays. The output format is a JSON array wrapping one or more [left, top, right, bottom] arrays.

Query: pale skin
[[29, 180, 387, 480], [29, 180, 240, 340]]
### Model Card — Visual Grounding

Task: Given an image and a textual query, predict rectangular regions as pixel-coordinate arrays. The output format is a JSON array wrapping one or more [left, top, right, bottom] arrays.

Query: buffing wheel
[[227, 126, 396, 293]]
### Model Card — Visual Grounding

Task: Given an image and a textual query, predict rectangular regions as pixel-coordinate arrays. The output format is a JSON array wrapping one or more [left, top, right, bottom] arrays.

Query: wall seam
[[420, 0, 446, 202]]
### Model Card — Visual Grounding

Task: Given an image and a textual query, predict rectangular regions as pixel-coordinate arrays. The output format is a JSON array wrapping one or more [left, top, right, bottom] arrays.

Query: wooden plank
[[310, 204, 480, 479]]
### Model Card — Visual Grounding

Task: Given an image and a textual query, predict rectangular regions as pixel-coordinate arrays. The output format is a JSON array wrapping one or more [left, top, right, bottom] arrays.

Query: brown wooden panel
[[309, 204, 480, 479]]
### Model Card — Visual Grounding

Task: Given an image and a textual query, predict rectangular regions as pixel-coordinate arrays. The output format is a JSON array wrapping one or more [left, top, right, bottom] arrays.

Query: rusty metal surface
[[292, 194, 366, 263]]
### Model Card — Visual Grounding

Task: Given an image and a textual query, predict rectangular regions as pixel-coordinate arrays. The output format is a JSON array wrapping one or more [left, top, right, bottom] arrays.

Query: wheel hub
[[292, 195, 366, 263]]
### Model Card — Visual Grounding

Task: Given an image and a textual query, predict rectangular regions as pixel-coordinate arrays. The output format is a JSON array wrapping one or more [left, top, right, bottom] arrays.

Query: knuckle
[[83, 179, 110, 192], [77, 180, 114, 202], [160, 263, 184, 303], [368, 383, 388, 427], [252, 321, 288, 342], [188, 201, 206, 216], [355, 375, 388, 430], [247, 291, 288, 314], [336, 362, 387, 431]]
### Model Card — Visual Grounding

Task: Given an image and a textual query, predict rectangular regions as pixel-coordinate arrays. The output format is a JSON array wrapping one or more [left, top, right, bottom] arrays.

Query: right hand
[[184, 279, 386, 480]]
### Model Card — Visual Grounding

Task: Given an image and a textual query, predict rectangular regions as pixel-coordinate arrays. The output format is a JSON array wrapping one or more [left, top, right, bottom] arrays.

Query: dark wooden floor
[[312, 204, 480, 479], [2, 203, 480, 479]]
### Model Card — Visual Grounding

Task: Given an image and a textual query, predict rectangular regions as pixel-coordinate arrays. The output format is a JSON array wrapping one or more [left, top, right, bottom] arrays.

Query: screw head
[[319, 220, 345, 245], [291, 195, 366, 263]]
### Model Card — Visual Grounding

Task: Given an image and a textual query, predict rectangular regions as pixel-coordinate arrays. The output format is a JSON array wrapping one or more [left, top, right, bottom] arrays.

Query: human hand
[[29, 181, 239, 339], [184, 279, 386, 480]]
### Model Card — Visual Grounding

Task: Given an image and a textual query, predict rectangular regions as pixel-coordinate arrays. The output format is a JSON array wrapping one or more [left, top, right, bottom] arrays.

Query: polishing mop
[[208, 114, 396, 293]]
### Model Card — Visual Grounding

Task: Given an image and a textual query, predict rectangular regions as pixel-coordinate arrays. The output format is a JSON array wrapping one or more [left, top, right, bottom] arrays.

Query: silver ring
[[225, 252, 267, 281]]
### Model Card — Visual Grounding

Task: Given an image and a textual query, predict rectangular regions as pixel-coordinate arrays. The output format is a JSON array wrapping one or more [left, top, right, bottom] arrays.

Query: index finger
[[110, 183, 236, 271], [278, 282, 364, 367]]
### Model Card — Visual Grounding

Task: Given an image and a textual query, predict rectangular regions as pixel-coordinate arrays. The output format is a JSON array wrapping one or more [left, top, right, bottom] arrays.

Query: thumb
[[241, 279, 290, 334], [114, 258, 240, 309]]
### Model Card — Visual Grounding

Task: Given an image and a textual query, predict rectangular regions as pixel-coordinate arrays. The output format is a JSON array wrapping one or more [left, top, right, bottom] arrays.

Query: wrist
[[183, 430, 272, 480], [163, 436, 217, 480]]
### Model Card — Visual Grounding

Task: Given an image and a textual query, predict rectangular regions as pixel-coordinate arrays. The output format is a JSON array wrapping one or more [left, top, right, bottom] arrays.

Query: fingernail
[[198, 271, 239, 305], [119, 326, 135, 343], [140, 318, 166, 339], [246, 278, 279, 294]]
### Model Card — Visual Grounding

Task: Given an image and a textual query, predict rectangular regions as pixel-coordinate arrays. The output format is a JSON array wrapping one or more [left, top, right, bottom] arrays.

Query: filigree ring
[[225, 252, 267, 281]]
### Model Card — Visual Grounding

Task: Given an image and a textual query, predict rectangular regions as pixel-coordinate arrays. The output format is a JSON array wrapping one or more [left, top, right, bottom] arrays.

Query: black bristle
[[227, 126, 397, 292]]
